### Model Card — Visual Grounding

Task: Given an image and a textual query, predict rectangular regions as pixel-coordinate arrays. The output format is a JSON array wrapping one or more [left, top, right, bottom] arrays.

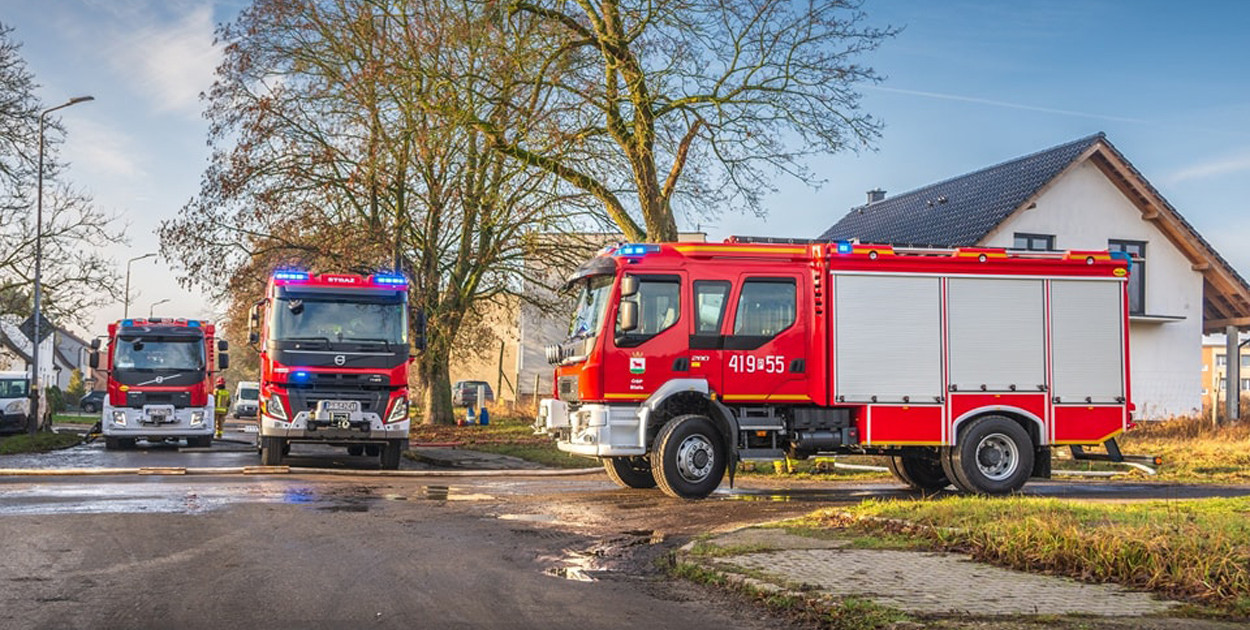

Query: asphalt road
[[4, 437, 1250, 629]]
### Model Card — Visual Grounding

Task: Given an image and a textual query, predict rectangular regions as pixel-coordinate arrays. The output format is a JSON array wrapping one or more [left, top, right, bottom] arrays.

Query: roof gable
[[819, 134, 1104, 246]]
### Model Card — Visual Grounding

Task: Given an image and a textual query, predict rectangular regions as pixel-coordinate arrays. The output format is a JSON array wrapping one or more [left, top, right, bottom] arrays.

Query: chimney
[[866, 189, 886, 204]]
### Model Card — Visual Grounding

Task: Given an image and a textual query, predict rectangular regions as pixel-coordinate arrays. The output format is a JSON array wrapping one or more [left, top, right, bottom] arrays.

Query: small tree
[[65, 368, 85, 404]]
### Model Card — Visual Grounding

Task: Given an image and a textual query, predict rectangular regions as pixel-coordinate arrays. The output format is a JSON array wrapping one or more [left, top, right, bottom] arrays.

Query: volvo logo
[[334, 355, 346, 366], [155, 375, 164, 384]]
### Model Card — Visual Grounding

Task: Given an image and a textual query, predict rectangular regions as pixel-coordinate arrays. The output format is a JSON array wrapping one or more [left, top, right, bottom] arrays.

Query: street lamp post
[[149, 298, 171, 318], [29, 95, 93, 436], [123, 253, 158, 319]]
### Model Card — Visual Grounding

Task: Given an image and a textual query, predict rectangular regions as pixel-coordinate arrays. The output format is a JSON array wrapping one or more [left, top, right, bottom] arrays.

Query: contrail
[[866, 85, 1150, 124]]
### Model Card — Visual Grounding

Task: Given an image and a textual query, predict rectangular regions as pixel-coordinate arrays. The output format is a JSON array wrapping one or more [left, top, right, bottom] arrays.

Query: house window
[[1241, 355, 1249, 368], [1108, 240, 1145, 315], [1202, 388, 1209, 397], [1242, 379, 1250, 391], [1217, 354, 1227, 367], [1013, 233, 1055, 251]]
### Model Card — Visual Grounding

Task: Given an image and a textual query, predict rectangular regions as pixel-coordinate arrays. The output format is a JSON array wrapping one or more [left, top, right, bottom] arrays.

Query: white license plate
[[322, 401, 359, 412]]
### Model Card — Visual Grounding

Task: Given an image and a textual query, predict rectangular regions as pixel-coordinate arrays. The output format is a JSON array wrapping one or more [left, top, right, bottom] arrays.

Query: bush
[[43, 385, 66, 415]]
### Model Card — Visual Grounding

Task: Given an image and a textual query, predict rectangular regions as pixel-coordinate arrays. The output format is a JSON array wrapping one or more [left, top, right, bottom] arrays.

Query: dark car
[[451, 380, 494, 408], [80, 390, 106, 414]]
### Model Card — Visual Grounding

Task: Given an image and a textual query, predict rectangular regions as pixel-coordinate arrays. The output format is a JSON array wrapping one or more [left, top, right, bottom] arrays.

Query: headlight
[[111, 410, 127, 426], [5, 400, 23, 414], [269, 393, 288, 420], [190, 411, 205, 426], [386, 396, 408, 423]]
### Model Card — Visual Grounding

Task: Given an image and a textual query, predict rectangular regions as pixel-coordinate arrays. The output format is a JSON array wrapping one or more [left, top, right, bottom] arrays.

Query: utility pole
[[1226, 325, 1240, 423]]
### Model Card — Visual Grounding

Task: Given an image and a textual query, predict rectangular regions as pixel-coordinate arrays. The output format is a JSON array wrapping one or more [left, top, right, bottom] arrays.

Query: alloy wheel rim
[[975, 433, 1019, 481], [676, 434, 714, 483]]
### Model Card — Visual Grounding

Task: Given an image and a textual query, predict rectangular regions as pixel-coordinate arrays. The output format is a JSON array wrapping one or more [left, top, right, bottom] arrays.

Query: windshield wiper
[[341, 337, 393, 350], [283, 336, 332, 345]]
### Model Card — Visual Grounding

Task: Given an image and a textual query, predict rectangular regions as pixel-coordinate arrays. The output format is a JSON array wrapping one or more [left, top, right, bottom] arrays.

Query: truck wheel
[[347, 445, 364, 456], [887, 451, 949, 491], [187, 436, 212, 448], [948, 415, 1034, 495], [365, 444, 381, 457], [380, 439, 404, 470], [650, 414, 726, 499], [603, 456, 657, 489], [104, 436, 119, 450], [261, 437, 285, 466]]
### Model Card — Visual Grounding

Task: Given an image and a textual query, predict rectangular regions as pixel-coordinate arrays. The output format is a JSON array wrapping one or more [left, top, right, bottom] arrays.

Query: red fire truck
[[536, 240, 1139, 498], [90, 318, 228, 449], [249, 270, 412, 469]]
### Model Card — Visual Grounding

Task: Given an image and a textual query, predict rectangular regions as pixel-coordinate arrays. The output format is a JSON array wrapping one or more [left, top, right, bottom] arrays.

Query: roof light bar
[[834, 240, 853, 254], [273, 270, 310, 282], [371, 273, 408, 287], [617, 244, 660, 257], [1108, 250, 1133, 271]]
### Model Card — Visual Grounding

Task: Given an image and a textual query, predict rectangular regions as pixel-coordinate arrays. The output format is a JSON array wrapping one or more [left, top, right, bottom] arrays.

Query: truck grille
[[286, 385, 389, 415], [557, 376, 579, 403]]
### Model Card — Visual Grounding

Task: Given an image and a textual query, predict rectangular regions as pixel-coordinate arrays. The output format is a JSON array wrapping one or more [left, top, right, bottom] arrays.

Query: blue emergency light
[[274, 270, 310, 282], [617, 244, 660, 257], [122, 319, 134, 327], [188, 320, 201, 327], [290, 370, 312, 384], [1108, 250, 1133, 271], [835, 240, 853, 254], [372, 273, 408, 286]]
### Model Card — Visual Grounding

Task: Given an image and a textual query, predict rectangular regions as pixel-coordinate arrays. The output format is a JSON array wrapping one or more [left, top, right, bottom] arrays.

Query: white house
[[820, 133, 1250, 419], [0, 317, 87, 391]]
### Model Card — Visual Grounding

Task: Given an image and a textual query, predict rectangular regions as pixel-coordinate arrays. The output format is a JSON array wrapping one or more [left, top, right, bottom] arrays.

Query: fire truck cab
[[537, 240, 1135, 498], [251, 270, 412, 469]]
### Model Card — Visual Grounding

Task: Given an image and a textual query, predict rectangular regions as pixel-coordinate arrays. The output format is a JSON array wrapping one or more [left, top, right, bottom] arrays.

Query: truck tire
[[104, 436, 119, 450], [365, 444, 381, 457], [603, 456, 657, 489], [187, 436, 212, 448], [347, 445, 364, 456], [887, 450, 949, 491], [380, 439, 404, 470], [947, 415, 1034, 495], [261, 436, 285, 466], [650, 414, 726, 499]]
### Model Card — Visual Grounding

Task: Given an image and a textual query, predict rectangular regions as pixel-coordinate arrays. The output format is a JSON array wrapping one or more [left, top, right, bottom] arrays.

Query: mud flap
[[1031, 445, 1051, 479], [710, 400, 740, 489]]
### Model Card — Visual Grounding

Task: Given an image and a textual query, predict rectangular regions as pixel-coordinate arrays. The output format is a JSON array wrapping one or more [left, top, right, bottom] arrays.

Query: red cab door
[[717, 274, 810, 405]]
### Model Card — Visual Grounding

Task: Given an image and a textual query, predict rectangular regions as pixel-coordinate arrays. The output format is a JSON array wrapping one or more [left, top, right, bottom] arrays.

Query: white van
[[0, 371, 31, 433], [234, 380, 260, 418]]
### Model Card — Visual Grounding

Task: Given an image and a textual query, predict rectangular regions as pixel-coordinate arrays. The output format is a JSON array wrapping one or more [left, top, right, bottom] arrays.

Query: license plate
[[322, 401, 359, 412], [150, 414, 167, 424], [331, 412, 351, 425]]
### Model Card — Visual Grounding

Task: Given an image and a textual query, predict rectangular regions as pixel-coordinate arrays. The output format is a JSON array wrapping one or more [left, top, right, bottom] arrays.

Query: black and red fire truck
[[536, 240, 1139, 498]]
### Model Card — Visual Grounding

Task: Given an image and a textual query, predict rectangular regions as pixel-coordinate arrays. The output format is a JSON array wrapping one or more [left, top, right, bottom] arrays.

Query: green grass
[[466, 443, 595, 469], [0, 431, 83, 454], [52, 413, 99, 426], [788, 496, 1250, 616]]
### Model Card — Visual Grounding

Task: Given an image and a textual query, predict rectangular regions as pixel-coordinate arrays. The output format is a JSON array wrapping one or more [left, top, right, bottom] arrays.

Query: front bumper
[[101, 404, 214, 438], [234, 404, 258, 418], [259, 409, 408, 442], [0, 412, 29, 432], [537, 399, 645, 457]]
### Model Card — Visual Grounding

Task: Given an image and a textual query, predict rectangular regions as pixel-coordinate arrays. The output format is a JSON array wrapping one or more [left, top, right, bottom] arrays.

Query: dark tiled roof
[[819, 133, 1105, 246]]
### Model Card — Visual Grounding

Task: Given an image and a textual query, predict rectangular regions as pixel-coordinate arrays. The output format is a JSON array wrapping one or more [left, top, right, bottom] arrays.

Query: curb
[[0, 465, 604, 478]]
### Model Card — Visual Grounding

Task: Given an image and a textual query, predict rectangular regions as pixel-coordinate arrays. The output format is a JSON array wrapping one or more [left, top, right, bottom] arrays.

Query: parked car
[[451, 380, 494, 408], [233, 381, 260, 418], [79, 390, 106, 414]]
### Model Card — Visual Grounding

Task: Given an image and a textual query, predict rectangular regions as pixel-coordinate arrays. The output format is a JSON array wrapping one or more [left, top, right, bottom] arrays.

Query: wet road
[[4, 439, 1250, 629]]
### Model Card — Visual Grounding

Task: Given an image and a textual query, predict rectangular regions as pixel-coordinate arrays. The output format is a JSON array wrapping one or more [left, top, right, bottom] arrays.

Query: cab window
[[732, 279, 796, 337], [694, 281, 730, 334], [616, 277, 680, 346]]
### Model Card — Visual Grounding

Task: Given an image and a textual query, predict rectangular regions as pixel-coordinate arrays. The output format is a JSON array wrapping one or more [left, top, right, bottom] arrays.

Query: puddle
[[539, 530, 661, 582], [498, 513, 559, 523]]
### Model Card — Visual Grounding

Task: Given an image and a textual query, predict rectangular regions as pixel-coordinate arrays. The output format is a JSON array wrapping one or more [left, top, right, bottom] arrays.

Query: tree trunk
[[419, 348, 455, 425]]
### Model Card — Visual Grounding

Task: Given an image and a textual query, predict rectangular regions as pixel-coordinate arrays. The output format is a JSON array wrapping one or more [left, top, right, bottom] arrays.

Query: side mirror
[[88, 352, 99, 369], [248, 331, 260, 344], [218, 353, 230, 370], [90, 338, 101, 351], [217, 339, 229, 352], [411, 309, 426, 352], [617, 301, 638, 333], [619, 275, 638, 298]]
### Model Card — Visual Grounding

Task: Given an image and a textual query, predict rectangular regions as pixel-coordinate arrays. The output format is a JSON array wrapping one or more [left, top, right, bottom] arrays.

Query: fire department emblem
[[629, 357, 646, 374], [334, 355, 346, 366]]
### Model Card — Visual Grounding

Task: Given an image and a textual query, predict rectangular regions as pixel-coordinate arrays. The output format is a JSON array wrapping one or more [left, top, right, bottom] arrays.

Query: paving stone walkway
[[696, 529, 1177, 617]]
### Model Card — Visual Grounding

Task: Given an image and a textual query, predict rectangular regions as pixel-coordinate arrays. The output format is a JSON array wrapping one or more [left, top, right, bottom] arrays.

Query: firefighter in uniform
[[213, 378, 230, 439]]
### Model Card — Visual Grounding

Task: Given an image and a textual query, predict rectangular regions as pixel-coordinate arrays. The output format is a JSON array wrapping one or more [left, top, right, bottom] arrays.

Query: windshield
[[239, 388, 259, 401], [0, 378, 28, 398], [271, 298, 407, 345], [568, 275, 614, 339], [113, 338, 206, 371]]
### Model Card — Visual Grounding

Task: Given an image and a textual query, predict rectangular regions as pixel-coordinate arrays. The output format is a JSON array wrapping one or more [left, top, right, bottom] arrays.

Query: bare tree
[[161, 0, 592, 424], [0, 23, 122, 326], [454, 0, 896, 241]]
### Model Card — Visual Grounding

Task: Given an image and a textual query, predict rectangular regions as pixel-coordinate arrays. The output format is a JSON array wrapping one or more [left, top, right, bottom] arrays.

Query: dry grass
[[1119, 415, 1250, 482], [791, 496, 1250, 615]]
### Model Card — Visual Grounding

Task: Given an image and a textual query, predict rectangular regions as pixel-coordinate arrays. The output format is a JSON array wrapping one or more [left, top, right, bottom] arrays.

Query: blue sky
[[3, 0, 1249, 336]]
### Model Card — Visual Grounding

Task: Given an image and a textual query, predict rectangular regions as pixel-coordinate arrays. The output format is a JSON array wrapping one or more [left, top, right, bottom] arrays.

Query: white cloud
[[107, 4, 220, 116], [1168, 153, 1250, 185], [61, 118, 144, 179]]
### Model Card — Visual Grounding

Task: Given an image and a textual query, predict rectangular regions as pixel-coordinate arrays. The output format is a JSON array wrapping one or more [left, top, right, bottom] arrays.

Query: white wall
[[982, 161, 1203, 418]]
